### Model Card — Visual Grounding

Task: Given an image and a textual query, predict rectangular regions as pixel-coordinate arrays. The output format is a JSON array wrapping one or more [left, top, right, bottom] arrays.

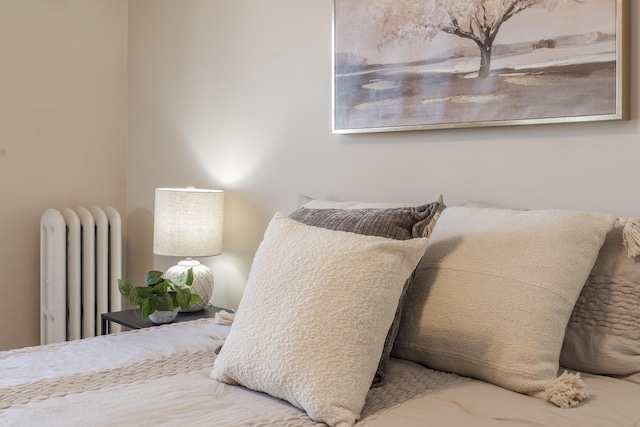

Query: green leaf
[[117, 279, 131, 297], [190, 294, 201, 305], [165, 280, 178, 293], [136, 286, 154, 299], [171, 282, 187, 292], [176, 289, 191, 310], [130, 286, 153, 306], [129, 288, 142, 306], [153, 293, 174, 312], [185, 268, 194, 286], [141, 298, 154, 317], [152, 281, 168, 295], [173, 271, 187, 286], [170, 292, 179, 308], [145, 270, 164, 285]]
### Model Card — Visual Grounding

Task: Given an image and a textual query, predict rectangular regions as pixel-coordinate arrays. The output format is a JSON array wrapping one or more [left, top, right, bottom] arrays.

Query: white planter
[[148, 308, 179, 324]]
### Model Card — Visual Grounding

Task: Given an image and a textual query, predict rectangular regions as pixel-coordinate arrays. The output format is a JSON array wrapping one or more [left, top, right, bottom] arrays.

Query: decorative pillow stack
[[211, 213, 429, 427], [289, 194, 443, 386], [392, 206, 617, 408], [561, 217, 640, 383]]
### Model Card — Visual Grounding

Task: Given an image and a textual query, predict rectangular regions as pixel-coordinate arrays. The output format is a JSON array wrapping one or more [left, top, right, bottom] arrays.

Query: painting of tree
[[333, 0, 627, 134], [378, 0, 577, 79]]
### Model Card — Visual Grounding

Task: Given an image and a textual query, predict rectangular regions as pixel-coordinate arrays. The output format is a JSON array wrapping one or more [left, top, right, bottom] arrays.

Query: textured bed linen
[[2, 320, 640, 427]]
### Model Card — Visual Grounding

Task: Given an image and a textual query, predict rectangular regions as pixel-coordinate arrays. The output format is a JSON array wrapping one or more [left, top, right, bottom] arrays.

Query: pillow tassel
[[622, 218, 640, 258], [214, 310, 235, 326], [538, 371, 589, 408]]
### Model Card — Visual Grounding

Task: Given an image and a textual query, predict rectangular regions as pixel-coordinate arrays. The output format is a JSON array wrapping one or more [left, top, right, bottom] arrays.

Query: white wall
[[127, 0, 639, 312], [0, 0, 128, 350]]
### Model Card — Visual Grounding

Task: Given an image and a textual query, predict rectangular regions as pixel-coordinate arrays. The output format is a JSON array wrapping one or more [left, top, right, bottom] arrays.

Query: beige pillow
[[561, 218, 640, 383], [465, 202, 640, 382], [393, 206, 616, 408], [211, 213, 429, 426]]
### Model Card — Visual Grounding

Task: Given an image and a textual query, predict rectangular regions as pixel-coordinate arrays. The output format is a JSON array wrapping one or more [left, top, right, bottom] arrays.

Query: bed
[[2, 197, 640, 427]]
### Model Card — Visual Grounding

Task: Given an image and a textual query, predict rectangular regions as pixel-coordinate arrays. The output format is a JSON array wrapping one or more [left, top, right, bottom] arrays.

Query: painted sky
[[335, 0, 617, 65]]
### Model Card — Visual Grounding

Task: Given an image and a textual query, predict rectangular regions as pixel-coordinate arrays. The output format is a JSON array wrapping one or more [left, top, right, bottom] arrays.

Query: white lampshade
[[153, 187, 224, 257], [153, 187, 224, 311]]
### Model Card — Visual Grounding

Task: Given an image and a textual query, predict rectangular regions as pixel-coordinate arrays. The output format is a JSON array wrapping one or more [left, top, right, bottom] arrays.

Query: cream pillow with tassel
[[393, 206, 617, 408], [463, 202, 640, 381]]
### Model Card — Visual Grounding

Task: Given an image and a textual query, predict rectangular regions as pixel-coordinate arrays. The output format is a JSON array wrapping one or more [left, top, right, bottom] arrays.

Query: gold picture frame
[[332, 0, 629, 134]]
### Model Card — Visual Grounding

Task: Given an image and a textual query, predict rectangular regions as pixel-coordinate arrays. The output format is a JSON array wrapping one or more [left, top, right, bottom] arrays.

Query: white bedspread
[[2, 319, 639, 426]]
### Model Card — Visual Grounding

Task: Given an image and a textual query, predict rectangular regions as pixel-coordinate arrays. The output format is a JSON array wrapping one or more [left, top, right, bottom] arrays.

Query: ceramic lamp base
[[164, 259, 213, 311]]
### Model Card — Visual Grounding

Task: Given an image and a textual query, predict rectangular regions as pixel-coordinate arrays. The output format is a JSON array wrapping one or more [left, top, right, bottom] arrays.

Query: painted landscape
[[333, 1, 620, 132]]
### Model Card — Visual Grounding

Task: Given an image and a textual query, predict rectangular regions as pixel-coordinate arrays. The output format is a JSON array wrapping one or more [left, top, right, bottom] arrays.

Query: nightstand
[[101, 304, 228, 335]]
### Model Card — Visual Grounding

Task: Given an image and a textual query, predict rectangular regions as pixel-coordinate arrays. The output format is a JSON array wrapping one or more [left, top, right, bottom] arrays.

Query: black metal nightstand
[[101, 305, 227, 335]]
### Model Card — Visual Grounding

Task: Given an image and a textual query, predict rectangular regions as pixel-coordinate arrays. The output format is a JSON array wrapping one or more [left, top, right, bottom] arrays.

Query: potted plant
[[117, 268, 202, 324]]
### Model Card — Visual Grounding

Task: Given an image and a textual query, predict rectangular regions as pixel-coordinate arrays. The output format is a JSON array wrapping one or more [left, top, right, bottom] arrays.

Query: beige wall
[[1, 1, 636, 350], [0, 0, 128, 350], [127, 0, 639, 312]]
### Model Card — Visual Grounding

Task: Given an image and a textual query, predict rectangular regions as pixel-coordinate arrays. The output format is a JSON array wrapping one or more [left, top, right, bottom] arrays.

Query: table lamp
[[153, 187, 224, 311]]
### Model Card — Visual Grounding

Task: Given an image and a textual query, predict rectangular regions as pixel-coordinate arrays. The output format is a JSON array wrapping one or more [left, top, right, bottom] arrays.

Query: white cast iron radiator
[[40, 207, 123, 344]]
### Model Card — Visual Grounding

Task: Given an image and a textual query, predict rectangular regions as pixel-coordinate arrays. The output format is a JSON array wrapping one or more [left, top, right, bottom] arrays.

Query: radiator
[[40, 207, 123, 344]]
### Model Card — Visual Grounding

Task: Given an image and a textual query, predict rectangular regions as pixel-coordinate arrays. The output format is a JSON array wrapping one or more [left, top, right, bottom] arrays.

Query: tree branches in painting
[[378, 0, 579, 79]]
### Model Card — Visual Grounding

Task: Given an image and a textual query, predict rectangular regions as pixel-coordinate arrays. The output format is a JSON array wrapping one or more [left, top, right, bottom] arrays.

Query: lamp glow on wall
[[153, 187, 224, 311]]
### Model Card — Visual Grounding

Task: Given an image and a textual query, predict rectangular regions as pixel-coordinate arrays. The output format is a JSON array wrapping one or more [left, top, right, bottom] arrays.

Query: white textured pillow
[[211, 213, 429, 427], [290, 195, 444, 388], [393, 207, 616, 408]]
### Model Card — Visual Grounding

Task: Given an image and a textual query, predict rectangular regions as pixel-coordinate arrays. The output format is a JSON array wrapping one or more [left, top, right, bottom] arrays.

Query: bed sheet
[[2, 319, 639, 426]]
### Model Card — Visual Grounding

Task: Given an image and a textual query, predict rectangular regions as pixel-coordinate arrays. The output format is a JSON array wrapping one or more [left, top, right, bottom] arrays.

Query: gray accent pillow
[[289, 195, 444, 387], [289, 204, 438, 240]]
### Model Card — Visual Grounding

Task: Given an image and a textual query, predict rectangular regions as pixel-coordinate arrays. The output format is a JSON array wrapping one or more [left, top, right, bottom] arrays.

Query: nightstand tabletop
[[101, 305, 227, 335]]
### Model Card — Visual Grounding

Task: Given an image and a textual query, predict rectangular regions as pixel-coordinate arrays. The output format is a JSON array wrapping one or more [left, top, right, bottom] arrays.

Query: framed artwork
[[332, 0, 629, 134]]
